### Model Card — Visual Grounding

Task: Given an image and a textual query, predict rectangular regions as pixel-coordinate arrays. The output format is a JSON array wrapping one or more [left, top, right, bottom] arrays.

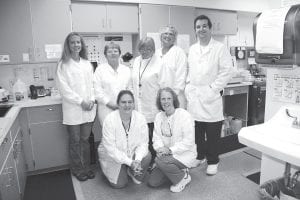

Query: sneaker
[[170, 169, 191, 193], [86, 170, 95, 179], [74, 172, 88, 182], [127, 168, 142, 184], [190, 158, 206, 168], [206, 164, 219, 176]]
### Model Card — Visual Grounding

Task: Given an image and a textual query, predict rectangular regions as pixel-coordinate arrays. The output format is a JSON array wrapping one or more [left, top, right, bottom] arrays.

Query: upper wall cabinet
[[0, 0, 33, 64], [140, 4, 196, 45], [0, 0, 71, 64], [30, 0, 72, 62], [195, 8, 238, 35], [71, 2, 139, 33]]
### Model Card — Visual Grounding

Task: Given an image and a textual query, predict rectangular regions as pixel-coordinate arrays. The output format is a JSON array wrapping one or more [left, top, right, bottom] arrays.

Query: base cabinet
[[0, 147, 20, 200], [29, 122, 69, 170], [25, 104, 69, 172], [13, 130, 27, 199]]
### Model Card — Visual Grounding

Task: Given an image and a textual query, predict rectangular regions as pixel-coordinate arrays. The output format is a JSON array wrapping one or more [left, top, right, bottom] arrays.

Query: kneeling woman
[[98, 90, 151, 188], [148, 87, 197, 192]]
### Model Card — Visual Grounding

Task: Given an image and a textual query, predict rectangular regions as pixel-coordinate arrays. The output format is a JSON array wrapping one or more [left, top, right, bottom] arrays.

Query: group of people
[[56, 15, 233, 193]]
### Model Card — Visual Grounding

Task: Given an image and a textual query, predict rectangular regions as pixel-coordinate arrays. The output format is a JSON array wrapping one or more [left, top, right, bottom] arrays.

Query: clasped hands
[[130, 160, 143, 176], [156, 147, 172, 158], [81, 100, 95, 111]]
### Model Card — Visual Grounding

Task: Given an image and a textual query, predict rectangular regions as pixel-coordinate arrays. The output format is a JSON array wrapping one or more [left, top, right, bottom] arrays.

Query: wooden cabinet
[[0, 0, 34, 64], [30, 0, 72, 62], [195, 8, 238, 35], [71, 2, 138, 33], [26, 104, 69, 171]]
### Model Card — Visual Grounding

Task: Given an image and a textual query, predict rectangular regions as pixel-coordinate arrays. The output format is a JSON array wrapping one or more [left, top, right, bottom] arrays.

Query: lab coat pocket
[[185, 84, 199, 102], [199, 85, 220, 104]]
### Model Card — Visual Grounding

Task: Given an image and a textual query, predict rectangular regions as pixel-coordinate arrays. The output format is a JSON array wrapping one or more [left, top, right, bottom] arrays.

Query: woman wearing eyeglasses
[[148, 87, 197, 193]]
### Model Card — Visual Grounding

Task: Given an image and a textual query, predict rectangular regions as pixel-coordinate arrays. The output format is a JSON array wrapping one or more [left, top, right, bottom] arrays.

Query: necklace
[[138, 56, 152, 88]]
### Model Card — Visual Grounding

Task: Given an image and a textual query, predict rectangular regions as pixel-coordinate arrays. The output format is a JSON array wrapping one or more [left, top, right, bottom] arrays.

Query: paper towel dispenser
[[253, 4, 300, 65]]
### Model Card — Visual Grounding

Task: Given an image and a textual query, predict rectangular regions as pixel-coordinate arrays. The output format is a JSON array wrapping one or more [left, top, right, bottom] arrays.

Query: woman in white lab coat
[[56, 32, 97, 182], [156, 25, 188, 108], [98, 90, 151, 188], [148, 87, 197, 193], [94, 42, 131, 126], [131, 37, 171, 161]]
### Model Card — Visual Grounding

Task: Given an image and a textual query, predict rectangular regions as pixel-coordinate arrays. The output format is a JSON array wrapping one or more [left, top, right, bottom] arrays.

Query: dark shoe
[[75, 173, 88, 181], [86, 170, 95, 179]]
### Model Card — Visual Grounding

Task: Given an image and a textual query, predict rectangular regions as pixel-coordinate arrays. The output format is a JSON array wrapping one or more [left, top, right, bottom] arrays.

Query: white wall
[[75, 0, 281, 12]]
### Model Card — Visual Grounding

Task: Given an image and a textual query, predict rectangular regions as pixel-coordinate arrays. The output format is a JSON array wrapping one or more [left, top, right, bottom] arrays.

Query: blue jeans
[[66, 122, 93, 175]]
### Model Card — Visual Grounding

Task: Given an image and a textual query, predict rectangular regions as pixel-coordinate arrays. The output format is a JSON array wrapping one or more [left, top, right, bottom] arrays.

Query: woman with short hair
[[94, 42, 131, 126], [148, 87, 197, 193]]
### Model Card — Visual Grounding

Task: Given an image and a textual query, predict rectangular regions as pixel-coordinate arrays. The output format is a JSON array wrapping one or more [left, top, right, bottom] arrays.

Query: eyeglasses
[[160, 120, 172, 137], [139, 48, 153, 53]]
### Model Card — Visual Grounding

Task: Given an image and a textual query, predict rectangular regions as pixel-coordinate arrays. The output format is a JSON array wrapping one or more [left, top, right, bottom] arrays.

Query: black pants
[[195, 121, 223, 165], [147, 123, 156, 162]]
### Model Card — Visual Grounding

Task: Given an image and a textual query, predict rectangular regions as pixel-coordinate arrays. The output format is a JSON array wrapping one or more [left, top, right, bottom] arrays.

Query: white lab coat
[[153, 108, 197, 167], [94, 63, 131, 125], [156, 46, 188, 108], [185, 39, 233, 122], [56, 58, 96, 125], [131, 54, 172, 123], [98, 110, 149, 184]]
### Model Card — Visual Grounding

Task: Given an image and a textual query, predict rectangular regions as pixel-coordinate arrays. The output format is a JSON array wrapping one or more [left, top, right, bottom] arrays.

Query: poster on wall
[[271, 72, 300, 104]]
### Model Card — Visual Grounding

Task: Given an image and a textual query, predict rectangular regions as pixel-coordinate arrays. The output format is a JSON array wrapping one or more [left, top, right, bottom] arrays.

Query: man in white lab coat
[[185, 15, 233, 175]]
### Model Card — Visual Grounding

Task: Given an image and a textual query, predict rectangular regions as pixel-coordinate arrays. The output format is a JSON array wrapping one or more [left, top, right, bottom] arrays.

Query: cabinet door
[[30, 121, 69, 170], [170, 6, 197, 46], [195, 8, 237, 35], [71, 2, 106, 32], [0, 150, 20, 200], [19, 109, 34, 171], [0, 0, 33, 64], [139, 4, 169, 38], [30, 0, 72, 62], [13, 130, 26, 199], [106, 4, 138, 33]]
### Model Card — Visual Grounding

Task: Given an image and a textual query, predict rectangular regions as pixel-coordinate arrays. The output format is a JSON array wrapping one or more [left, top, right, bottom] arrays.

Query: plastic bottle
[[13, 79, 28, 101]]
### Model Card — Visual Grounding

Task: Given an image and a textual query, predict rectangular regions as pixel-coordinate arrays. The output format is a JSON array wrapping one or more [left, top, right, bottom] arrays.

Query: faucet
[[285, 109, 300, 129]]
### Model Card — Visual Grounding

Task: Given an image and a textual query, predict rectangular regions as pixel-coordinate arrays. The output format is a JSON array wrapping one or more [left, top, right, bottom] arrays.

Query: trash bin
[[259, 177, 300, 200]]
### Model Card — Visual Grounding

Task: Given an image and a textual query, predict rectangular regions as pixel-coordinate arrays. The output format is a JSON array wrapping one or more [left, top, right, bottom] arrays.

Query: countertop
[[0, 96, 62, 144]]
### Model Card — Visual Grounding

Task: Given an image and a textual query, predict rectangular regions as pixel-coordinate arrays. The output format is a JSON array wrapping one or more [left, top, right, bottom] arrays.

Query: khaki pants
[[148, 155, 187, 187], [109, 152, 152, 188]]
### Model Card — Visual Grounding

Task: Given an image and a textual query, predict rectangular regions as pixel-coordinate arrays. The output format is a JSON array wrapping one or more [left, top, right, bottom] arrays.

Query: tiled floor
[[73, 148, 262, 200]]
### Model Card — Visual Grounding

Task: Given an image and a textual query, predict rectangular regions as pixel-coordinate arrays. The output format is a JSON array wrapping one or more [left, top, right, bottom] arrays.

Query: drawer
[[224, 86, 248, 96], [0, 134, 12, 168], [10, 118, 20, 141], [28, 104, 63, 124]]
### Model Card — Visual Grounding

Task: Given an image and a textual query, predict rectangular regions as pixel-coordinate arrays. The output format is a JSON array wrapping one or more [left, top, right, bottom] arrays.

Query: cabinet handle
[[47, 108, 53, 111]]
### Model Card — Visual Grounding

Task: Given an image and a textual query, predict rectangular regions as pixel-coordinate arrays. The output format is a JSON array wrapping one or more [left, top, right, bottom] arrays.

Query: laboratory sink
[[0, 104, 13, 117]]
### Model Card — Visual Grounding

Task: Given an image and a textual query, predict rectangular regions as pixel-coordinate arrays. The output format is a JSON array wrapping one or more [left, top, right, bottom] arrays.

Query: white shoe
[[170, 169, 191, 193], [206, 164, 219, 176], [127, 168, 142, 184], [190, 158, 206, 168]]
